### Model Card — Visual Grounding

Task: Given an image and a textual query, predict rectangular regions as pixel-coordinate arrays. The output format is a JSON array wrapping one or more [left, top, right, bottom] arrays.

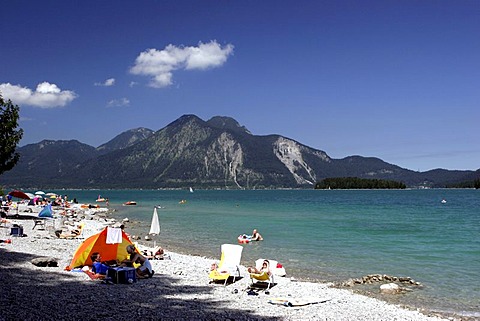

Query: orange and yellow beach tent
[[65, 227, 135, 270]]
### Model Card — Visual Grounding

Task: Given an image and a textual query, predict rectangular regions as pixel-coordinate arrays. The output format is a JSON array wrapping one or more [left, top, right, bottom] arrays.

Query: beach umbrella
[[25, 192, 35, 199], [8, 190, 31, 200], [149, 207, 160, 247], [35, 191, 46, 195]]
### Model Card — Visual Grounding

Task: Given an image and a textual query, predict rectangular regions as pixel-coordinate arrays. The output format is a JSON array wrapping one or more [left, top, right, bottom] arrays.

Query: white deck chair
[[208, 244, 243, 285]]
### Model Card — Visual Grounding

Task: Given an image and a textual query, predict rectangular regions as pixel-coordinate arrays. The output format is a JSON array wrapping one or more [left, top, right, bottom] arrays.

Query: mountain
[[206, 116, 252, 135], [96, 127, 154, 155], [67, 115, 337, 188], [1, 140, 98, 188], [1, 115, 477, 189]]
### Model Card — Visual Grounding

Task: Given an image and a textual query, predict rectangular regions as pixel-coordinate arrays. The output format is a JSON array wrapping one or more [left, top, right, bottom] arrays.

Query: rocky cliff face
[[273, 137, 331, 185]]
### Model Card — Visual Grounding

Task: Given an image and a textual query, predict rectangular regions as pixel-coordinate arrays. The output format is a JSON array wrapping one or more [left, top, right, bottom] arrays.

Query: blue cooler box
[[11, 226, 24, 237], [107, 267, 136, 284]]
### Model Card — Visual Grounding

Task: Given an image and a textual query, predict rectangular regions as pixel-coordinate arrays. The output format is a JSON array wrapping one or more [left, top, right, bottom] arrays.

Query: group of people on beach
[[86, 244, 154, 280], [1, 193, 79, 216]]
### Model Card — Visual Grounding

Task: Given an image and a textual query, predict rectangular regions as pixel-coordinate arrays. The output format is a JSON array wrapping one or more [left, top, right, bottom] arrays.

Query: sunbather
[[55, 224, 83, 238], [248, 259, 271, 275], [142, 246, 165, 260]]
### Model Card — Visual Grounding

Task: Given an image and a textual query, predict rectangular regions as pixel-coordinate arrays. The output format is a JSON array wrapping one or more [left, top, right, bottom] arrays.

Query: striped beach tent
[[65, 227, 135, 270]]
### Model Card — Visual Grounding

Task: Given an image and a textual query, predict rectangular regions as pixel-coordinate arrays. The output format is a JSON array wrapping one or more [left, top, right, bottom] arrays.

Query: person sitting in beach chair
[[248, 259, 274, 290], [122, 244, 154, 278], [209, 244, 243, 286]]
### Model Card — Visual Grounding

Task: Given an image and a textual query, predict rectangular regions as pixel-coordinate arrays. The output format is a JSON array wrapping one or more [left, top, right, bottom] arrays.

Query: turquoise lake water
[[55, 189, 479, 317]]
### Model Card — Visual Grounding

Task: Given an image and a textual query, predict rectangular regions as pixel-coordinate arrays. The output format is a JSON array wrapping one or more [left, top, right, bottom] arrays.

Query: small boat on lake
[[123, 201, 137, 206]]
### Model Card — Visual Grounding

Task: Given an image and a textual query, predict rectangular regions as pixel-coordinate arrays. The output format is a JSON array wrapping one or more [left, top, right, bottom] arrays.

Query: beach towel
[[106, 227, 122, 244], [268, 297, 331, 307]]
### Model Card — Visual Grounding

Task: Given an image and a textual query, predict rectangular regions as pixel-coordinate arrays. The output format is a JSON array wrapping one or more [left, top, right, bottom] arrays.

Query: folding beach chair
[[208, 244, 243, 286]]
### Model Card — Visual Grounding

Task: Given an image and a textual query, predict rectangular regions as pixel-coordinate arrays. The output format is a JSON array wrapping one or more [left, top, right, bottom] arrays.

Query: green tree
[[0, 94, 24, 176], [314, 177, 406, 189], [474, 179, 480, 189]]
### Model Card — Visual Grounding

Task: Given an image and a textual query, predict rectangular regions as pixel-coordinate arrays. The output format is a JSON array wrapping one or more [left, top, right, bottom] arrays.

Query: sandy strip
[[0, 218, 449, 321]]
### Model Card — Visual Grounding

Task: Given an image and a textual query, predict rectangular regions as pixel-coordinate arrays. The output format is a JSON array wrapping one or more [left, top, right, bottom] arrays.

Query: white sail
[[149, 208, 160, 236]]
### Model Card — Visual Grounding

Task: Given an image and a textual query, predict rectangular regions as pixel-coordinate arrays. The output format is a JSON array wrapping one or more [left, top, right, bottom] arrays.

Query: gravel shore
[[0, 218, 451, 321]]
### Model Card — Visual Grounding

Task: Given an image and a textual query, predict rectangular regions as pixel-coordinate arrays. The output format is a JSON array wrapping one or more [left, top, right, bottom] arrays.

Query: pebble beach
[[0, 214, 458, 321]]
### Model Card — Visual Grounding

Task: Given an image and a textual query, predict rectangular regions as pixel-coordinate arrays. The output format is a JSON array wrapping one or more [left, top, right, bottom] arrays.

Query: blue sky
[[1, 1, 478, 172]]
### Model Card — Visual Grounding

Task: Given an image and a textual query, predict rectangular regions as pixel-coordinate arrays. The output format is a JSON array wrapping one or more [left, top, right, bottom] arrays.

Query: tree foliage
[[315, 177, 406, 189], [0, 94, 23, 176], [447, 178, 480, 189]]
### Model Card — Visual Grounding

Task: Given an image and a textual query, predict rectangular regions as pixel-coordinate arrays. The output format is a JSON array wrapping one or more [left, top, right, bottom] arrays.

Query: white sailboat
[[149, 207, 160, 247], [189, 187, 194, 193]]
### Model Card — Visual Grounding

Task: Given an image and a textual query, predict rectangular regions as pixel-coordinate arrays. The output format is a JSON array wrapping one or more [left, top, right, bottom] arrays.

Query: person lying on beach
[[122, 244, 154, 278], [248, 259, 271, 275], [251, 229, 263, 241], [83, 252, 111, 280], [142, 246, 165, 260], [55, 224, 83, 238]]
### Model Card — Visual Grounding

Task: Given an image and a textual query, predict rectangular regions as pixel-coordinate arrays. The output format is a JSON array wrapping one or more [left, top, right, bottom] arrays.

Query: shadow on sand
[[0, 248, 281, 320]]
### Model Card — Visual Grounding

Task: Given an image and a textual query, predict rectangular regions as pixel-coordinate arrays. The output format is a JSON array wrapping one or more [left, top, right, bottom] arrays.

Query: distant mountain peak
[[167, 114, 204, 126], [96, 127, 154, 154], [207, 116, 251, 135]]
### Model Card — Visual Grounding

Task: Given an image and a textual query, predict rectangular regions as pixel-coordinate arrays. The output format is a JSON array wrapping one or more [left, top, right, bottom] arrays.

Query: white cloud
[[107, 97, 130, 107], [0, 82, 77, 108], [95, 78, 115, 86], [130, 40, 234, 88]]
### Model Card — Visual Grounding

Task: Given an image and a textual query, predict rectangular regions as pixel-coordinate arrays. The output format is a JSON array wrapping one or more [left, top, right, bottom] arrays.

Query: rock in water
[[380, 283, 400, 294]]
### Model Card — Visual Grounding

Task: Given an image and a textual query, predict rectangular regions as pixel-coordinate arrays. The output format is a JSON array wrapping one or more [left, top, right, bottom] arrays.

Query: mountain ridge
[[1, 115, 477, 189]]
